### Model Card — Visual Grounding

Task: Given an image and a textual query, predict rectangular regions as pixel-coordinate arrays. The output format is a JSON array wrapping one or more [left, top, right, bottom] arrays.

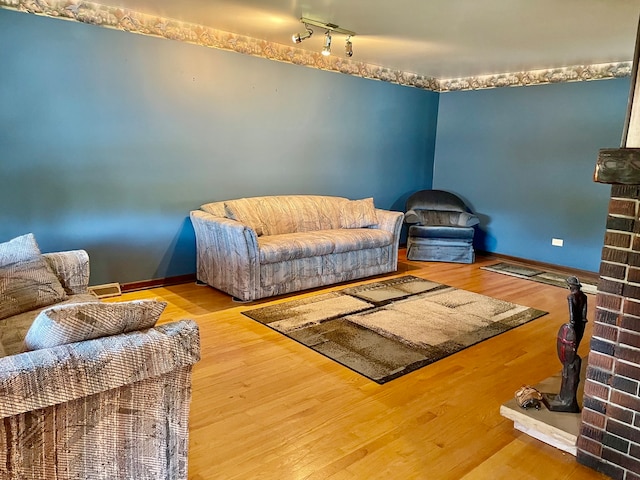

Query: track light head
[[321, 30, 332, 56], [292, 25, 313, 43], [345, 36, 353, 57]]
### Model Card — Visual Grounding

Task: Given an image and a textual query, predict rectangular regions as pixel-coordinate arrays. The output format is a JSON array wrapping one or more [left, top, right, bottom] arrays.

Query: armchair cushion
[[339, 198, 379, 228], [0, 233, 67, 321], [24, 300, 167, 351], [409, 224, 475, 240], [405, 210, 478, 227]]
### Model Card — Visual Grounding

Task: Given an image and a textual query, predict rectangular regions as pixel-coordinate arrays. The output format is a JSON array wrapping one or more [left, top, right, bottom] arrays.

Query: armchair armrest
[[458, 212, 480, 227], [43, 250, 90, 295], [404, 209, 420, 224], [0, 320, 199, 480], [190, 210, 260, 301], [0, 320, 200, 418]]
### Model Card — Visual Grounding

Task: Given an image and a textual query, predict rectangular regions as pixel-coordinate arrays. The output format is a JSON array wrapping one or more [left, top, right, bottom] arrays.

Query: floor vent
[[88, 283, 122, 299]]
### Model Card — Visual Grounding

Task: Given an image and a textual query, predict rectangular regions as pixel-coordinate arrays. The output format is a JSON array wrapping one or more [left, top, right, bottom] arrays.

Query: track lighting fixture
[[292, 25, 313, 44], [345, 36, 353, 57], [293, 17, 356, 58], [321, 31, 332, 56]]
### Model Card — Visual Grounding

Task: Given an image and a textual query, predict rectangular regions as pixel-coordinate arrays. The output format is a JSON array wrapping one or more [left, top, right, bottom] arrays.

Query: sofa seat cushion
[[330, 229, 392, 253], [259, 232, 336, 264], [409, 225, 475, 241], [258, 229, 393, 264], [0, 293, 96, 357]]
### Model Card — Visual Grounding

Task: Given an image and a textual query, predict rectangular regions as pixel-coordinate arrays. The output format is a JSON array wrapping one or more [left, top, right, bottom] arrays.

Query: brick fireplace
[[576, 19, 640, 480]]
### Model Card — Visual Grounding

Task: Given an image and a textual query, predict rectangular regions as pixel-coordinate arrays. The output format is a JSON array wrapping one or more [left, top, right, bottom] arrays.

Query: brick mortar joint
[[600, 275, 631, 283], [610, 196, 640, 202], [606, 215, 637, 222], [601, 245, 633, 252], [595, 306, 624, 316], [618, 325, 640, 335], [616, 342, 640, 352]]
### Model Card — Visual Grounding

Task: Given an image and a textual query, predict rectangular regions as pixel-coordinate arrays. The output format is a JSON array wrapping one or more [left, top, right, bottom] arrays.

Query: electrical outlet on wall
[[552, 238, 564, 247]]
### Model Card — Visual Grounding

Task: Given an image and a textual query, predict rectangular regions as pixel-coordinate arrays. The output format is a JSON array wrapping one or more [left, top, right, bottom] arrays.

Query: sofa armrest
[[0, 320, 200, 418], [190, 210, 260, 301], [373, 209, 404, 236], [43, 250, 90, 295], [372, 209, 403, 268]]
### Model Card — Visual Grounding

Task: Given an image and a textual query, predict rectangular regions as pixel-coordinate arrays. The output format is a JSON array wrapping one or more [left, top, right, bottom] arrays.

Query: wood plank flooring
[[113, 250, 609, 480]]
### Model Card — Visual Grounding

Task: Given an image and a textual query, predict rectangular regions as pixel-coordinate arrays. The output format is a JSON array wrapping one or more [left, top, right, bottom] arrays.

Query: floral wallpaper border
[[0, 0, 632, 92]]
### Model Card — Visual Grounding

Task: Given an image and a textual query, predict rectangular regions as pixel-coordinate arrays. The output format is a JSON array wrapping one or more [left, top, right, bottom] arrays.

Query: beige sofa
[[0, 234, 200, 479], [190, 195, 404, 301]]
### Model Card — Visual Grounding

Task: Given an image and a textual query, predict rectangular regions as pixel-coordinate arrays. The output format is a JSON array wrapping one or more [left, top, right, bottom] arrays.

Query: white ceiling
[[98, 0, 640, 79]]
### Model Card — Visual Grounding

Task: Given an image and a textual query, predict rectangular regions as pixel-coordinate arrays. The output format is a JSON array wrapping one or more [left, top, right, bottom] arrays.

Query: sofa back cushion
[[0, 233, 67, 321], [222, 195, 350, 236]]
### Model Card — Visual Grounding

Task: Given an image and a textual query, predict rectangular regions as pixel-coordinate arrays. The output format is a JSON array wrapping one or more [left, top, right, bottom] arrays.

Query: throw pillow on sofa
[[339, 198, 379, 229], [24, 299, 167, 350], [0, 233, 68, 321], [224, 199, 266, 236]]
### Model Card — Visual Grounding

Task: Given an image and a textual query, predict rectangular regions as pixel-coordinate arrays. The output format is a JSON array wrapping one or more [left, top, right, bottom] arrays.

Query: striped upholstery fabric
[[24, 299, 167, 350], [0, 233, 68, 320], [0, 293, 97, 357], [258, 247, 394, 298], [339, 198, 379, 228], [0, 247, 94, 358], [0, 320, 200, 480], [43, 250, 90, 295], [190, 195, 404, 301], [224, 195, 347, 236], [0, 244, 200, 479], [200, 200, 226, 217], [258, 229, 392, 264]]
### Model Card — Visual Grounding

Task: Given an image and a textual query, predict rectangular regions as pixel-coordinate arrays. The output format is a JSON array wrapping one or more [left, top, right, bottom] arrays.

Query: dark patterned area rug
[[480, 262, 598, 295], [242, 275, 547, 384]]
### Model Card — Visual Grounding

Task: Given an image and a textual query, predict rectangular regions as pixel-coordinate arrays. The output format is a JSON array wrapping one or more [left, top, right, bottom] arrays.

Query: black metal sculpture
[[542, 276, 588, 413]]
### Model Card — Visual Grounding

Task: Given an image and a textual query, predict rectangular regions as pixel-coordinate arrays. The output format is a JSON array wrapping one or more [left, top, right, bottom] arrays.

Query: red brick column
[[577, 185, 640, 479]]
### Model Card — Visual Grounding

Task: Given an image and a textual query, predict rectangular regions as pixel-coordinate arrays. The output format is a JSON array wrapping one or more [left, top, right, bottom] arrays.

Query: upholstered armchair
[[404, 190, 479, 263], [0, 233, 201, 479]]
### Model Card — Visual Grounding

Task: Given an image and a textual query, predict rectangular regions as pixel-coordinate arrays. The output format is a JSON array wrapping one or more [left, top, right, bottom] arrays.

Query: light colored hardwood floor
[[114, 250, 609, 480]]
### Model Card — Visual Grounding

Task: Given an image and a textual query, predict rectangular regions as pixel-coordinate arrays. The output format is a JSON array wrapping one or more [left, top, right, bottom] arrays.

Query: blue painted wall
[[433, 79, 630, 272], [1, 8, 632, 282], [0, 9, 439, 285]]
